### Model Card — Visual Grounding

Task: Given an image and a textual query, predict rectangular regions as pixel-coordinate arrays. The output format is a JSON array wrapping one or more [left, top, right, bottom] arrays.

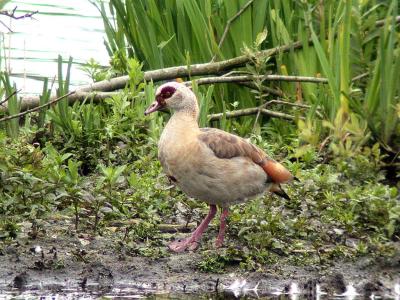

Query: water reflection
[[1, 281, 399, 300], [1, 0, 109, 95]]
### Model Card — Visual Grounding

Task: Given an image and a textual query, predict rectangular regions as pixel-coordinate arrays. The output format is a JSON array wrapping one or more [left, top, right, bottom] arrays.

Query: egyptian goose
[[144, 82, 293, 252]]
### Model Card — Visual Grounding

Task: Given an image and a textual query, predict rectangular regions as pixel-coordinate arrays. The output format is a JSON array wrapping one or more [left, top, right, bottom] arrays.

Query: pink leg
[[215, 208, 229, 248], [169, 205, 217, 252]]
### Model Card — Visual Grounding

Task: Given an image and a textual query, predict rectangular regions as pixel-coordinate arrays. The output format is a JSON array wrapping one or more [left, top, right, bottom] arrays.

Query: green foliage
[[80, 58, 110, 82], [92, 0, 400, 149], [1, 0, 399, 272], [0, 72, 20, 138], [196, 145, 400, 272], [47, 56, 78, 140], [94, 0, 273, 133]]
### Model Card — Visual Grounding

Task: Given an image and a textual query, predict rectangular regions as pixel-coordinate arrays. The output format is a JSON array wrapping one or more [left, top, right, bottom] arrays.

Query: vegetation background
[[0, 0, 399, 271]]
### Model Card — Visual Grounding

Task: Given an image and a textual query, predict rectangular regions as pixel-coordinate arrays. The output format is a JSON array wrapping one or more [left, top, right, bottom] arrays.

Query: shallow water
[[1, 281, 399, 300], [1, 0, 109, 96]]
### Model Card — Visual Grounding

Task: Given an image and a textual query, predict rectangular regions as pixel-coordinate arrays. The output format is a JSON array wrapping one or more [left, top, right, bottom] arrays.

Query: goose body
[[145, 81, 293, 252]]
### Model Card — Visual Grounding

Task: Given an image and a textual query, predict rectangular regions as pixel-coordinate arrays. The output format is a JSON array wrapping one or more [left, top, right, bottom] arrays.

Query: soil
[[0, 219, 399, 299]]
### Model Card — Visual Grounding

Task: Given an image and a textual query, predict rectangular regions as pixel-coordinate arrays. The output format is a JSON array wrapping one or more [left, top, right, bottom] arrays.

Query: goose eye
[[159, 86, 176, 99]]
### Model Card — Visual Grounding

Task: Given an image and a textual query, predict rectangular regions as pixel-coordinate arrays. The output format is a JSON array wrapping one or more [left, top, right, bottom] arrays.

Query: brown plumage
[[198, 128, 293, 184], [144, 81, 294, 252]]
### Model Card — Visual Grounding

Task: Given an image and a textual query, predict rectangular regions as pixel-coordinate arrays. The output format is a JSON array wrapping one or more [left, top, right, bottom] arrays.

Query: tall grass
[[96, 0, 269, 69], [0, 0, 397, 153], [0, 72, 20, 138], [363, 1, 400, 148], [94, 0, 270, 130], [95, 0, 399, 150], [47, 56, 77, 140], [266, 0, 399, 149]]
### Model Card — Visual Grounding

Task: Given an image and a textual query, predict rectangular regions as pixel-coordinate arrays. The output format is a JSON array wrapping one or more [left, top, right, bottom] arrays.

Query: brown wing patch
[[198, 128, 293, 184], [199, 129, 261, 160]]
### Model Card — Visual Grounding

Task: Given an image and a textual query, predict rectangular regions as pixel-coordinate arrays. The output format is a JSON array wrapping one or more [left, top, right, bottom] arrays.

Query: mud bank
[[0, 221, 399, 299]]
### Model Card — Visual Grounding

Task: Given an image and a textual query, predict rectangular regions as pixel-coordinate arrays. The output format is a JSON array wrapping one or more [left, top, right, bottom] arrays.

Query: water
[[1, 281, 400, 299], [1, 0, 109, 96]]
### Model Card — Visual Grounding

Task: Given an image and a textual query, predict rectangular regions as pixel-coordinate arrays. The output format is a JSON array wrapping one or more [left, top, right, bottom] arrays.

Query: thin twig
[[186, 74, 328, 86], [0, 89, 20, 108], [264, 99, 324, 118], [0, 19, 12, 32], [208, 106, 299, 121], [237, 81, 284, 97], [351, 72, 369, 82], [375, 15, 400, 27], [264, 99, 311, 109], [0, 91, 75, 123], [211, 0, 255, 62], [0, 6, 38, 20]]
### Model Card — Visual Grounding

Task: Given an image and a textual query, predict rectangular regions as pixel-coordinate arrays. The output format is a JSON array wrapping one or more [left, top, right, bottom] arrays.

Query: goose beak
[[144, 101, 163, 115]]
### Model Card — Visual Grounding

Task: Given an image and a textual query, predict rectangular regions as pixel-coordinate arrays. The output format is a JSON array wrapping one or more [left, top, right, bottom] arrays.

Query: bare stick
[[186, 75, 328, 86], [208, 106, 299, 121], [375, 15, 400, 27], [352, 72, 369, 82], [265, 99, 311, 109], [12, 40, 310, 113], [211, 0, 255, 62], [0, 6, 38, 20], [0, 20, 12, 32], [65, 40, 307, 93], [0, 89, 20, 108], [12, 70, 325, 113], [0, 91, 75, 123], [237, 81, 284, 97]]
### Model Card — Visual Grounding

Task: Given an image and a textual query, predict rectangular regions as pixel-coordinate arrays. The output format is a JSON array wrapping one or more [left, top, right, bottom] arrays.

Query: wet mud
[[0, 220, 399, 299]]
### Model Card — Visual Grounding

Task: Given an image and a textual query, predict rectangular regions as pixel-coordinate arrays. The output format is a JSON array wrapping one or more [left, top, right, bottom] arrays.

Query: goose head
[[144, 81, 197, 115]]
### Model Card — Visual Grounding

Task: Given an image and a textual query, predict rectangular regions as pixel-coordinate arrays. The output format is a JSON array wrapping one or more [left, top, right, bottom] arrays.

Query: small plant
[[60, 159, 83, 230]]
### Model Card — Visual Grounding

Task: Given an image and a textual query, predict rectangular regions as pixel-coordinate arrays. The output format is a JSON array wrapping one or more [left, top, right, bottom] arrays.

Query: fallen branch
[[10, 71, 326, 113], [17, 91, 120, 111], [0, 91, 75, 123], [208, 106, 300, 121], [11, 39, 306, 111], [187, 74, 328, 85], [82, 40, 306, 93]]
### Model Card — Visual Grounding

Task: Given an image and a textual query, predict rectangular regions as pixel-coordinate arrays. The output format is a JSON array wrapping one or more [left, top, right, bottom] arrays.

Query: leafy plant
[[0, 72, 20, 138]]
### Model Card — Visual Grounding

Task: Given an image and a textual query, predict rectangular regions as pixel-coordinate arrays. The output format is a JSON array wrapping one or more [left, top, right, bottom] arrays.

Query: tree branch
[[264, 99, 311, 109], [236, 81, 284, 97], [0, 91, 75, 123], [65, 40, 307, 93], [0, 89, 20, 108], [375, 15, 400, 27], [186, 75, 328, 86], [208, 106, 300, 121], [0, 6, 38, 20], [10, 71, 325, 113]]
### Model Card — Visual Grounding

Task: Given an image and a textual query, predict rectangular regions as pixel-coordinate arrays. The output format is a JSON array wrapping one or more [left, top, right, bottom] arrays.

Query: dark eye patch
[[160, 86, 176, 99]]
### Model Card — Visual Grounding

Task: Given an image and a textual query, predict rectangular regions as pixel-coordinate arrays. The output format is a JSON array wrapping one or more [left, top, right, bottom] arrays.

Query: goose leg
[[215, 208, 229, 248], [169, 204, 217, 252]]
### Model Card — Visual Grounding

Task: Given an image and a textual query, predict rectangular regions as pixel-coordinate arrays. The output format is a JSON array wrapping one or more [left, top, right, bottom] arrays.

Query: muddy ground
[[0, 219, 399, 299]]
